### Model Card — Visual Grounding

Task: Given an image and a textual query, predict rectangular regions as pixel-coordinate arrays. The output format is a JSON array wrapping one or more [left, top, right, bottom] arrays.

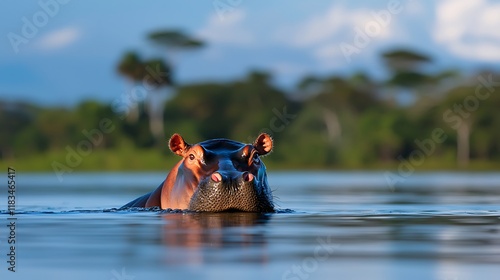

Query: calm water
[[1, 171, 500, 280]]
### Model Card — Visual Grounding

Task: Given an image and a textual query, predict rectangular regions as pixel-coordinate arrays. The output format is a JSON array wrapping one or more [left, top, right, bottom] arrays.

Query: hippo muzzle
[[189, 171, 274, 212]]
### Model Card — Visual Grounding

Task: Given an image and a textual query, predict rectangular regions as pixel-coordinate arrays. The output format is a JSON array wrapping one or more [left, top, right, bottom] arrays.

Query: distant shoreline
[[2, 148, 499, 172]]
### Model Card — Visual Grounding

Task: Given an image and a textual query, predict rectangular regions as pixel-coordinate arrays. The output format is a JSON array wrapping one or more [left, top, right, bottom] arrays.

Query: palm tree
[[117, 51, 145, 123]]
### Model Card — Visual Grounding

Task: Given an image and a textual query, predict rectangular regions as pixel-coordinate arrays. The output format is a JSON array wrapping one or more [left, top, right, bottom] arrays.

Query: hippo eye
[[189, 154, 195, 161], [253, 154, 260, 164]]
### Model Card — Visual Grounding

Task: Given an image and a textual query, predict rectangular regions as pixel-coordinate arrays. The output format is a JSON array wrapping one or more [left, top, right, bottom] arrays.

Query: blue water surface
[[1, 171, 499, 280]]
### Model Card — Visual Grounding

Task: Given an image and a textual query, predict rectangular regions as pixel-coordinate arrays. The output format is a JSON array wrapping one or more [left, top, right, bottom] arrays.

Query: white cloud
[[288, 5, 353, 47], [197, 10, 253, 45], [434, 0, 500, 61], [285, 4, 375, 48], [36, 27, 80, 50], [280, 3, 404, 66]]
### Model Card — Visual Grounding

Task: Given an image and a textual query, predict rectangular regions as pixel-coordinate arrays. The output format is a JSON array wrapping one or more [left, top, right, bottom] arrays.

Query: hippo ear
[[169, 134, 190, 156], [253, 133, 273, 155]]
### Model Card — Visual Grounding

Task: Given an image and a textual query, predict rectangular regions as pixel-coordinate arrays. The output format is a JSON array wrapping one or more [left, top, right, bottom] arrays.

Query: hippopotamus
[[122, 133, 275, 212]]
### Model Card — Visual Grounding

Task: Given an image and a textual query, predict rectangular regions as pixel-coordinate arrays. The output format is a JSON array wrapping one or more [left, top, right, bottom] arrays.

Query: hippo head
[[168, 133, 275, 213]]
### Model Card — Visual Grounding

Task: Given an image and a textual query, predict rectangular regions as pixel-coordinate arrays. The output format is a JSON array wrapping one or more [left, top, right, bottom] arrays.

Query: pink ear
[[169, 134, 189, 156], [253, 133, 273, 155]]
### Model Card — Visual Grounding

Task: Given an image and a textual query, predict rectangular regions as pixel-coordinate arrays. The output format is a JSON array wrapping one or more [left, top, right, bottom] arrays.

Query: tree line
[[1, 29, 499, 170], [1, 68, 499, 169]]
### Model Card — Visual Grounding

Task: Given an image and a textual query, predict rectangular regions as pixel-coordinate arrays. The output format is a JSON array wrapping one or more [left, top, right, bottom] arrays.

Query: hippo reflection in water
[[123, 133, 275, 212]]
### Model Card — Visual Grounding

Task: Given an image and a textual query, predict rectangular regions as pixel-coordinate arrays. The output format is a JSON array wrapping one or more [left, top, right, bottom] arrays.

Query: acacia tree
[[117, 54, 172, 141], [146, 29, 204, 141], [142, 59, 171, 140], [380, 49, 433, 104], [381, 49, 461, 102], [148, 30, 204, 60]]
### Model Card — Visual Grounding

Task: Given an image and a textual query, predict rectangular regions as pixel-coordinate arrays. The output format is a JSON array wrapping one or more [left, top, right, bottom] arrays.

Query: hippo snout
[[189, 171, 274, 213]]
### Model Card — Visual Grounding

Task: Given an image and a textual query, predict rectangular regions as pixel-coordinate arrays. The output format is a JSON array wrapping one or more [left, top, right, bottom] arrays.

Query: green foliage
[[2, 47, 500, 171], [381, 48, 431, 72], [148, 29, 204, 49], [117, 52, 173, 85], [164, 71, 293, 143], [117, 51, 144, 81]]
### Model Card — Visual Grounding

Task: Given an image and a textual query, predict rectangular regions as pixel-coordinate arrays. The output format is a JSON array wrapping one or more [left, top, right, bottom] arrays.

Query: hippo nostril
[[211, 172, 222, 183], [242, 172, 254, 182]]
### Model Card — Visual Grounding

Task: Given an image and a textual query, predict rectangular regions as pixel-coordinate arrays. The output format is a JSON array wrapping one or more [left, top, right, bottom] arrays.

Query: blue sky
[[1, 0, 500, 106]]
